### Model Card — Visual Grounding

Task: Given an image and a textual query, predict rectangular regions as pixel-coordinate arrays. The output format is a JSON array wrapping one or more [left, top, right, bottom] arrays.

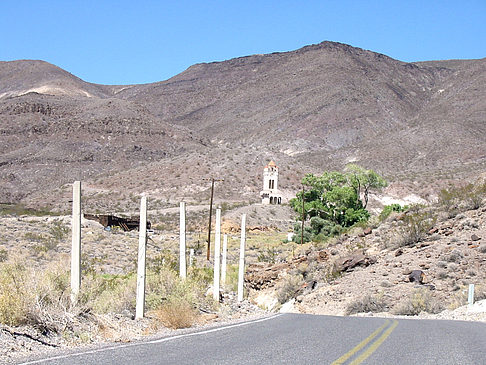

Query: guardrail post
[[238, 214, 246, 302], [180, 202, 187, 278], [136, 195, 147, 319], [221, 234, 228, 287], [213, 208, 222, 301], [70, 181, 81, 303], [189, 248, 194, 266], [468, 284, 475, 306]]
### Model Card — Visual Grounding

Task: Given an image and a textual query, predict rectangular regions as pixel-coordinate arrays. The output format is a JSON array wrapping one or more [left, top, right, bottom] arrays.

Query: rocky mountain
[[0, 42, 485, 210]]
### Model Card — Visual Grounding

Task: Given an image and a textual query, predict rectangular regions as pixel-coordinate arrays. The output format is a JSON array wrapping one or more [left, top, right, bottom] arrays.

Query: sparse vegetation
[[395, 206, 436, 247], [392, 288, 443, 315], [153, 297, 197, 329], [0, 203, 59, 217], [379, 203, 407, 221], [345, 294, 388, 315], [276, 274, 304, 304], [439, 182, 486, 217]]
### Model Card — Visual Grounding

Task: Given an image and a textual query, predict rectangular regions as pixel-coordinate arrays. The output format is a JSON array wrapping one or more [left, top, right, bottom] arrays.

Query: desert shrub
[[146, 265, 214, 315], [292, 223, 312, 244], [24, 232, 58, 254], [439, 183, 486, 216], [0, 260, 74, 332], [436, 261, 448, 268], [396, 207, 436, 247], [448, 284, 486, 309], [147, 250, 178, 273], [443, 249, 464, 263], [90, 274, 137, 314], [276, 274, 304, 304], [257, 247, 278, 264], [153, 296, 197, 329], [293, 218, 342, 243], [48, 220, 69, 241], [345, 294, 388, 315], [447, 263, 459, 272], [0, 262, 30, 326], [0, 248, 7, 263], [392, 288, 443, 315], [28, 263, 73, 333], [436, 270, 448, 280], [474, 284, 486, 301], [222, 264, 239, 291], [310, 216, 342, 238], [0, 204, 58, 217], [379, 204, 407, 221]]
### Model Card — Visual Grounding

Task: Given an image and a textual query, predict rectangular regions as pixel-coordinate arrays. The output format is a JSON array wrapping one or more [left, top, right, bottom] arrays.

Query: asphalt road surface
[[18, 314, 486, 365]]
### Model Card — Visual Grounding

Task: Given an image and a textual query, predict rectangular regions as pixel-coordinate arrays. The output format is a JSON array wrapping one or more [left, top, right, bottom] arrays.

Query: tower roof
[[266, 160, 277, 168]]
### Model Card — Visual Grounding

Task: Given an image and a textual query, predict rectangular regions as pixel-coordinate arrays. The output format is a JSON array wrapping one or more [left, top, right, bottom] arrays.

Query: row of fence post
[[70, 182, 247, 320]]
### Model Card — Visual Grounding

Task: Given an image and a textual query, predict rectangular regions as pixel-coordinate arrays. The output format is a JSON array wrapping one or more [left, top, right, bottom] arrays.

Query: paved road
[[19, 314, 486, 365]]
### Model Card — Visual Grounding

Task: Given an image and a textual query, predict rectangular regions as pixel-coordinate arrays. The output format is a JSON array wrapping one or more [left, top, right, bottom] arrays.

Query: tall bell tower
[[260, 160, 283, 204]]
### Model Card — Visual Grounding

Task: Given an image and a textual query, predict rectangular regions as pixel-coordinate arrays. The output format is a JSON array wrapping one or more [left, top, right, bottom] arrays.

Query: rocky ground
[[0, 293, 268, 365], [2, 195, 486, 363], [245, 201, 486, 319]]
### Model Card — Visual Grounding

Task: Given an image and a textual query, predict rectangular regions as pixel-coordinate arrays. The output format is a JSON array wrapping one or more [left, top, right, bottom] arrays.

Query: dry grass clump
[[448, 284, 486, 310], [276, 274, 304, 304], [152, 297, 197, 329], [0, 261, 30, 326], [0, 247, 215, 338], [146, 267, 217, 329], [0, 259, 75, 333], [345, 294, 388, 315], [86, 273, 137, 314], [392, 288, 443, 315]]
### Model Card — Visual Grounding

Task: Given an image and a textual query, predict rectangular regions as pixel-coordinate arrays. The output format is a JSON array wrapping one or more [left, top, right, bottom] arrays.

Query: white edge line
[[18, 314, 283, 364]]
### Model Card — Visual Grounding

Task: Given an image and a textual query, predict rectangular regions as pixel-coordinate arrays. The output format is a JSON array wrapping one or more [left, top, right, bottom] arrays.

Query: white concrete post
[[70, 181, 81, 303], [179, 202, 187, 278], [468, 284, 475, 306], [213, 208, 222, 301], [189, 249, 195, 267], [136, 195, 147, 319], [221, 234, 228, 286], [237, 214, 247, 302]]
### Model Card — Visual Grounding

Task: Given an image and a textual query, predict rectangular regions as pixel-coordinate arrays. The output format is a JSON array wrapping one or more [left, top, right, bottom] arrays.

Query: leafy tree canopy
[[290, 165, 387, 243]]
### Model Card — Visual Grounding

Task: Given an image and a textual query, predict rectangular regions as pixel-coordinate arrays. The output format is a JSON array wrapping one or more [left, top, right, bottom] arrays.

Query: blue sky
[[1, 1, 485, 85]]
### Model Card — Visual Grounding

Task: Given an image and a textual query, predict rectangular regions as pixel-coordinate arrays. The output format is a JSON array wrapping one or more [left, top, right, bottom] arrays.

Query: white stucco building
[[260, 160, 283, 205]]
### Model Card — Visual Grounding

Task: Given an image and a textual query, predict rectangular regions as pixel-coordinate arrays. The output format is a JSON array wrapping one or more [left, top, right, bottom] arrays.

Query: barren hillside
[[0, 42, 485, 210]]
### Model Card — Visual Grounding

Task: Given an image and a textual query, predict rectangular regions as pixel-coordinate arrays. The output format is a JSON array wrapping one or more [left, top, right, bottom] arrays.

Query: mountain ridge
[[0, 41, 484, 211]]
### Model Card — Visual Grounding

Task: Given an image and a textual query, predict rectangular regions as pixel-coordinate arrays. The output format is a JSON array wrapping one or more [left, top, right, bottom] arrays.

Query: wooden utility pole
[[301, 184, 305, 245], [205, 177, 224, 260]]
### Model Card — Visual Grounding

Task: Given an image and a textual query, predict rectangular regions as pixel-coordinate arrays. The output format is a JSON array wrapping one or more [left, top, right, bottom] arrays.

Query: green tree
[[290, 166, 386, 242], [345, 164, 388, 208]]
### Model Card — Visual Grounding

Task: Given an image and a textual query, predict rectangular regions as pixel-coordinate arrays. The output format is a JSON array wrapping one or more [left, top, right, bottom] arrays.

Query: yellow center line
[[349, 320, 398, 365], [330, 320, 390, 365]]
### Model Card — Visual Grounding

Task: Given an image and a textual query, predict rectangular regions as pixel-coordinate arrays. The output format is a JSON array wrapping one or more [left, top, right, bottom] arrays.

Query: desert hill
[[0, 42, 485, 210]]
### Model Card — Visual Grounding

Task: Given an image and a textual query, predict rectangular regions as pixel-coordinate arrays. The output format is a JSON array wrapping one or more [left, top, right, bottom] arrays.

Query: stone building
[[260, 160, 283, 205]]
